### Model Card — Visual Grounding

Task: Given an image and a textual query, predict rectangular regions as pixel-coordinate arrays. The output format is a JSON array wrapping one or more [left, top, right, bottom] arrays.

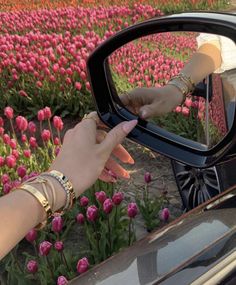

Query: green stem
[[47, 119, 54, 144], [128, 218, 132, 246], [92, 222, 100, 261], [10, 249, 23, 273], [107, 216, 112, 255], [9, 119, 17, 142], [61, 251, 70, 272], [45, 256, 54, 281]]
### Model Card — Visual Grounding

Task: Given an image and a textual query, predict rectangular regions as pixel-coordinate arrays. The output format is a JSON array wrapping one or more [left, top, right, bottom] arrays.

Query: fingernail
[[122, 120, 137, 134], [128, 157, 135, 164], [141, 110, 147, 119]]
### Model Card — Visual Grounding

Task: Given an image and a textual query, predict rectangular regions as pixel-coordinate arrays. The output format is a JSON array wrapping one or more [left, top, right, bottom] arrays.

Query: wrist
[[165, 84, 184, 105]]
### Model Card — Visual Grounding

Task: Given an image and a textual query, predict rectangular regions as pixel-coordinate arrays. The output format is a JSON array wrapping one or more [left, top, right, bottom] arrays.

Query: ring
[[82, 113, 98, 124]]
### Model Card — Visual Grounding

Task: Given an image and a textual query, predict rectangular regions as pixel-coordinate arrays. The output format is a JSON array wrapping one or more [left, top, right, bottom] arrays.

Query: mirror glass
[[107, 32, 236, 149]]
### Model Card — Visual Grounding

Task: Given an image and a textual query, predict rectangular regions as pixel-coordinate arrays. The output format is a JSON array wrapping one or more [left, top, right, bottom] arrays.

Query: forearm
[[0, 177, 66, 260], [181, 43, 222, 85]]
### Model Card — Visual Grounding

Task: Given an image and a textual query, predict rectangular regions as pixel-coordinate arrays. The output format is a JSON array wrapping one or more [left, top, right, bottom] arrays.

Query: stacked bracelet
[[168, 72, 195, 98], [41, 170, 76, 213], [17, 184, 53, 230]]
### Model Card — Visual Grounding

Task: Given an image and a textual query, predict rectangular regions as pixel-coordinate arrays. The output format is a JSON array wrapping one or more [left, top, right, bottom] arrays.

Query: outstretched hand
[[121, 85, 184, 119], [50, 112, 137, 197]]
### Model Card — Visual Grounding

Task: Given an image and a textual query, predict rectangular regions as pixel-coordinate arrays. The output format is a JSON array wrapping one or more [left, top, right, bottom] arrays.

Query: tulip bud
[[53, 116, 64, 131], [112, 192, 124, 206], [144, 172, 152, 183], [1, 174, 10, 184], [52, 216, 63, 233], [80, 196, 89, 207], [3, 182, 12, 194], [54, 137, 60, 145], [28, 121, 36, 133], [12, 149, 19, 159], [103, 198, 113, 214], [9, 138, 17, 149], [19, 90, 28, 98], [17, 165, 27, 178], [37, 110, 45, 121], [4, 106, 14, 119], [39, 241, 52, 256], [21, 134, 27, 143], [76, 213, 85, 224], [160, 208, 170, 222], [0, 127, 4, 136], [29, 137, 38, 148], [26, 260, 38, 274], [127, 202, 138, 218], [23, 149, 31, 158], [76, 257, 89, 274], [43, 106, 52, 119], [16, 116, 28, 132], [182, 106, 190, 117], [25, 229, 37, 243], [95, 191, 106, 204], [55, 146, 60, 156], [41, 129, 51, 142], [54, 241, 64, 252], [75, 82, 82, 90], [57, 276, 68, 285], [5, 155, 16, 168], [3, 134, 10, 145], [86, 205, 98, 222]]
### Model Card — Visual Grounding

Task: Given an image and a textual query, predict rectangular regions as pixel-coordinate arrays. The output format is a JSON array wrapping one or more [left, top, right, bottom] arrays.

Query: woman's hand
[[121, 85, 183, 119], [50, 112, 137, 197]]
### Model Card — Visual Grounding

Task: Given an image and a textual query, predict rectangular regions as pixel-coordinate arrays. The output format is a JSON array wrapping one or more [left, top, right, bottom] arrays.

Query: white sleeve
[[197, 33, 236, 73]]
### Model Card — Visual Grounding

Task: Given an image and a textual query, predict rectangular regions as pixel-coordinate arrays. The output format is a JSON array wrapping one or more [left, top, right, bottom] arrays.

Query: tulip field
[[0, 0, 230, 284]]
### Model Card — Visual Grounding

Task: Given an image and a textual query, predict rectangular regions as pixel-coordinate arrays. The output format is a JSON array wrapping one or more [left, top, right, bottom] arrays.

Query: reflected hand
[[121, 85, 184, 119]]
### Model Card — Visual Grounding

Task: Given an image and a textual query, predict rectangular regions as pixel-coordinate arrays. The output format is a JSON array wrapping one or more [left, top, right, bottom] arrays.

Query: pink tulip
[[5, 155, 16, 168], [54, 241, 64, 252], [76, 257, 89, 274], [41, 129, 51, 142], [182, 107, 190, 117], [39, 241, 52, 256], [37, 110, 45, 121], [57, 276, 68, 285], [103, 198, 113, 214], [52, 216, 63, 233], [12, 149, 19, 159], [95, 191, 107, 204], [16, 116, 28, 132], [28, 121, 36, 133], [75, 82, 82, 90], [43, 106, 52, 119], [144, 172, 152, 183], [80, 196, 89, 207], [53, 116, 63, 131], [17, 165, 27, 178], [26, 260, 38, 274], [29, 137, 38, 148], [112, 192, 124, 206], [9, 138, 17, 149], [23, 149, 31, 158], [4, 106, 14, 119], [19, 90, 28, 98], [127, 202, 138, 218], [76, 213, 85, 224], [53, 137, 60, 145], [3, 134, 10, 145], [21, 134, 27, 143], [1, 174, 10, 184], [0, 127, 4, 136], [86, 205, 98, 222], [160, 208, 170, 222], [25, 229, 37, 243], [3, 182, 12, 194]]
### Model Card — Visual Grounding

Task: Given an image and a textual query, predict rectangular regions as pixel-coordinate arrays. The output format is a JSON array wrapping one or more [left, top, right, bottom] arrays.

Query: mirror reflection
[[108, 32, 236, 149]]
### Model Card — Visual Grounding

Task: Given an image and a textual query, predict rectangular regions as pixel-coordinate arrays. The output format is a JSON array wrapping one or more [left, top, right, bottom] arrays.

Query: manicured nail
[[122, 120, 137, 134], [141, 110, 147, 119], [128, 157, 135, 164]]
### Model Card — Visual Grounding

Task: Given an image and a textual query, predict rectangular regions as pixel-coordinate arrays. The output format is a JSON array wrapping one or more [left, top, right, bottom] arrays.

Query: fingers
[[139, 103, 158, 119], [100, 120, 137, 158], [112, 144, 134, 164], [99, 168, 117, 183], [105, 158, 130, 179]]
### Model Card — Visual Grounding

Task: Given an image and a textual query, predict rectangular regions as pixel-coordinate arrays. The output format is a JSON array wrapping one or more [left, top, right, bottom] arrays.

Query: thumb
[[100, 120, 137, 156], [139, 104, 158, 119]]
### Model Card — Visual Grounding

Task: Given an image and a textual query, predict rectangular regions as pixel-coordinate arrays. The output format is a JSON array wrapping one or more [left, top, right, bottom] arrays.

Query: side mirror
[[87, 12, 236, 168]]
